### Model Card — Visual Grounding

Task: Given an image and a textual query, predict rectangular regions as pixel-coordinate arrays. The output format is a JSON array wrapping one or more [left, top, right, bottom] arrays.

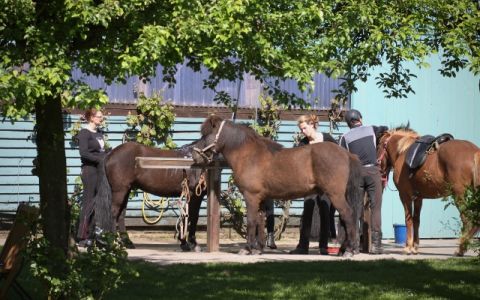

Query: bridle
[[193, 120, 226, 163], [376, 136, 391, 189]]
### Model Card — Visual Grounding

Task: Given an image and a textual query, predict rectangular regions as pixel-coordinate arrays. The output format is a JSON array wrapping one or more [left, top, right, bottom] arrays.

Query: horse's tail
[[94, 157, 114, 232], [346, 155, 364, 229], [473, 151, 480, 189]]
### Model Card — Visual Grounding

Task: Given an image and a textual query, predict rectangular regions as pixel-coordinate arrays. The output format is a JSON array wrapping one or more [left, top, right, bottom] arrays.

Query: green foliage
[[125, 93, 176, 149], [251, 94, 283, 139], [459, 187, 480, 227], [458, 187, 480, 256], [445, 186, 480, 256], [26, 223, 138, 299], [220, 176, 247, 238], [1, 1, 479, 116]]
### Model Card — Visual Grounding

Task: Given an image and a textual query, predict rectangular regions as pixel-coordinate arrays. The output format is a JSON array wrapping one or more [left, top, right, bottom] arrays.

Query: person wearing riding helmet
[[339, 109, 388, 254]]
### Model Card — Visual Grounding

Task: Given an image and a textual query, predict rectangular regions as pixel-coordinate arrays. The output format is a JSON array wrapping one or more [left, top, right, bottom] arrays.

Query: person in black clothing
[[265, 199, 277, 249], [339, 109, 388, 254], [289, 114, 337, 255], [76, 108, 107, 245]]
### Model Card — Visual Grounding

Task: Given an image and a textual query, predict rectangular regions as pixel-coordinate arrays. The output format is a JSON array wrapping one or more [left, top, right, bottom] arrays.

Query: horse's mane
[[201, 116, 284, 153], [389, 126, 419, 154], [175, 141, 196, 156]]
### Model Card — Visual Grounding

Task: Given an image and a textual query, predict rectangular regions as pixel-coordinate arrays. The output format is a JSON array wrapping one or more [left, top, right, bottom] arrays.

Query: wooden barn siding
[[0, 115, 346, 228], [353, 55, 480, 239]]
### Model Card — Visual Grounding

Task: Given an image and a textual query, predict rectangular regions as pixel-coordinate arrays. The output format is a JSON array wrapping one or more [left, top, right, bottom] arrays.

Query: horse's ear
[[406, 121, 410, 130], [208, 115, 223, 128], [201, 115, 224, 136]]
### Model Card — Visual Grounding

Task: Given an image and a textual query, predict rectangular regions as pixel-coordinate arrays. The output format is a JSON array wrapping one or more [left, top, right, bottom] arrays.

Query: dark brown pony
[[192, 116, 363, 256], [94, 142, 207, 251], [377, 127, 480, 255]]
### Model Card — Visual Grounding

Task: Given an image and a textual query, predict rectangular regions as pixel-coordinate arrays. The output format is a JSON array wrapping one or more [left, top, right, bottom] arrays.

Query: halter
[[193, 120, 226, 163], [377, 136, 391, 189]]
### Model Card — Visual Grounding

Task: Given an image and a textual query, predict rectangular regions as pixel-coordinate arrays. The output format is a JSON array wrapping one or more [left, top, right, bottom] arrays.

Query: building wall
[[1, 55, 478, 238], [352, 55, 480, 238], [0, 114, 343, 229]]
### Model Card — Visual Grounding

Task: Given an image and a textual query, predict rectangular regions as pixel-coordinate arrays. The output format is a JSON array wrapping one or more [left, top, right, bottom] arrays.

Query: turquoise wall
[[352, 55, 480, 238], [1, 55, 478, 238], [0, 115, 341, 227]]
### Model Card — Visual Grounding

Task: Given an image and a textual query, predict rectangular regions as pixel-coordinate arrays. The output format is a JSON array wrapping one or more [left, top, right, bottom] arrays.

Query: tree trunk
[[35, 95, 70, 253]]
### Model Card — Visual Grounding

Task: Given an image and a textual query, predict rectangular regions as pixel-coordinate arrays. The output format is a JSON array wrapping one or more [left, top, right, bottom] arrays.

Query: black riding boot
[[266, 232, 277, 249], [371, 231, 383, 254]]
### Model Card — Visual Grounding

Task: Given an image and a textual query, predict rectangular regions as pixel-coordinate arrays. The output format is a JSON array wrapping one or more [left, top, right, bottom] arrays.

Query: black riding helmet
[[344, 109, 362, 128]]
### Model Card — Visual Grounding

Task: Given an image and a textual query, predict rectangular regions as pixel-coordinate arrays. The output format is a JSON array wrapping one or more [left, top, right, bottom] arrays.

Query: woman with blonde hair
[[290, 114, 337, 255]]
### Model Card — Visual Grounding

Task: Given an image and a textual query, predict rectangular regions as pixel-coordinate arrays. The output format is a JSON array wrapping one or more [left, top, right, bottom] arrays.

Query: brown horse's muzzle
[[192, 144, 216, 164]]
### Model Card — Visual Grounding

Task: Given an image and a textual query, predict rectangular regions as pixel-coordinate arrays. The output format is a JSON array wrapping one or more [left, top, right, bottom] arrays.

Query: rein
[[377, 136, 391, 189], [193, 120, 226, 163]]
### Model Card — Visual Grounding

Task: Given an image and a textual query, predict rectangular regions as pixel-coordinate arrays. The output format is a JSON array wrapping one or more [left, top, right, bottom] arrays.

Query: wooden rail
[[135, 157, 228, 252]]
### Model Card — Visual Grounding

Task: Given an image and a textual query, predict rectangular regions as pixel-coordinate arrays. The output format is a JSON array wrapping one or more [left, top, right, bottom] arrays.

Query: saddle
[[405, 133, 454, 170]]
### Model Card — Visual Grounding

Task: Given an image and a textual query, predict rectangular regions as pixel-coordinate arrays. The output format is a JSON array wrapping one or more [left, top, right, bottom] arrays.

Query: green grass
[[11, 258, 480, 299]]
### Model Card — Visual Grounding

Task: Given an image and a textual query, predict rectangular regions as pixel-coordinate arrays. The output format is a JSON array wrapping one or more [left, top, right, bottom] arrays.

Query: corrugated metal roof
[[72, 62, 350, 109]]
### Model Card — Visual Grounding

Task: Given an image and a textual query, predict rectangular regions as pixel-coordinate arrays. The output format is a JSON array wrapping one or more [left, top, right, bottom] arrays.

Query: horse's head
[[192, 115, 227, 164], [376, 131, 393, 189]]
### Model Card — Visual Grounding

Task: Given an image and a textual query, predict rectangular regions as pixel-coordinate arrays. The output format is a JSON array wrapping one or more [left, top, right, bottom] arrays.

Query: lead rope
[[142, 192, 168, 224], [176, 176, 191, 240], [195, 170, 207, 196]]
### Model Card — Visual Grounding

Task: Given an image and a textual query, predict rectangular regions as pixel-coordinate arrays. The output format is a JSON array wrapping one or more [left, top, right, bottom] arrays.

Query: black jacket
[[78, 128, 106, 166]]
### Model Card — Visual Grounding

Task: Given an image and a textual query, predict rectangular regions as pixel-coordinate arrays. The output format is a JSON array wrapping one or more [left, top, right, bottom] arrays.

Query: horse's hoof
[[238, 248, 251, 255], [403, 247, 412, 255], [251, 249, 263, 255], [180, 243, 191, 252], [193, 244, 202, 253], [342, 251, 354, 258]]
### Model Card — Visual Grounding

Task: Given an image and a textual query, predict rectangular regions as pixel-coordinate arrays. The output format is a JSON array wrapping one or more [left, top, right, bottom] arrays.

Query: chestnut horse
[[192, 116, 363, 256], [94, 142, 207, 251], [377, 127, 480, 255]]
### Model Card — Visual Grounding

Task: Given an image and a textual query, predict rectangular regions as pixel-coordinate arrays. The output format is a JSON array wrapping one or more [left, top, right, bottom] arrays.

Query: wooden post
[[206, 161, 221, 252], [134, 157, 225, 252], [361, 193, 371, 253]]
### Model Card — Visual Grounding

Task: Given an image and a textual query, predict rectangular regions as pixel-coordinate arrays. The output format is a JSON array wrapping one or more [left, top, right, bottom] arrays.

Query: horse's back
[[433, 139, 480, 189], [437, 139, 479, 165]]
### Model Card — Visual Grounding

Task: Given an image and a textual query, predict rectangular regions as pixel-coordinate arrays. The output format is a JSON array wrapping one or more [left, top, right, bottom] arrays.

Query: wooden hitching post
[[206, 161, 221, 252]]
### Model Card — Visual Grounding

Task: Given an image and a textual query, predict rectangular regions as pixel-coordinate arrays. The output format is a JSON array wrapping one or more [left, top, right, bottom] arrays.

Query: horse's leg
[[331, 194, 355, 257], [412, 198, 423, 254], [118, 207, 135, 249], [183, 194, 203, 252], [454, 192, 478, 256], [400, 192, 415, 254], [112, 189, 135, 248], [239, 193, 260, 255], [450, 185, 477, 256]]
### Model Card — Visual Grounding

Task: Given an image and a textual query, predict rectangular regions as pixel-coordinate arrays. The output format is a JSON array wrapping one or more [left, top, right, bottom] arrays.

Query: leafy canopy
[[1, 0, 479, 118]]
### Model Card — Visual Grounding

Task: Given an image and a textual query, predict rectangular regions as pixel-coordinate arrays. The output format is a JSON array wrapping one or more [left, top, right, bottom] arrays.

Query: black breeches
[[264, 199, 275, 233], [361, 166, 383, 233], [298, 194, 332, 249], [77, 165, 98, 240]]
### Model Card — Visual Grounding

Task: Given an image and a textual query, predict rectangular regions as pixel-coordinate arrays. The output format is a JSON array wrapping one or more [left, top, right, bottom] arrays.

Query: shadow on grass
[[10, 258, 480, 299], [105, 259, 479, 300]]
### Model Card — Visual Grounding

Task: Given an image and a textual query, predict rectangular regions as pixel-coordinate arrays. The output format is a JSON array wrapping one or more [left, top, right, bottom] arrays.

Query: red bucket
[[327, 247, 340, 255]]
